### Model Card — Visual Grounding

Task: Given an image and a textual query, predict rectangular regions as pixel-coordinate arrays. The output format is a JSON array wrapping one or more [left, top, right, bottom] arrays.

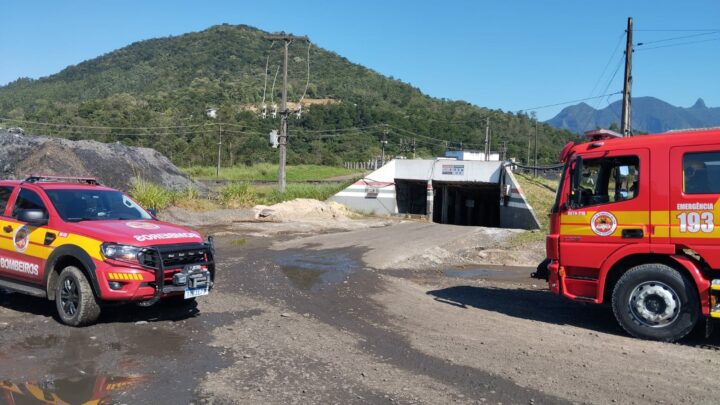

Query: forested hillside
[[0, 24, 577, 166]]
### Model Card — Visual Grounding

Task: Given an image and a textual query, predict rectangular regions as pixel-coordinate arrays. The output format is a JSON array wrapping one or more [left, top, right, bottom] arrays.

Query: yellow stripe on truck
[[0, 219, 104, 261], [560, 208, 720, 239], [107, 272, 144, 281]]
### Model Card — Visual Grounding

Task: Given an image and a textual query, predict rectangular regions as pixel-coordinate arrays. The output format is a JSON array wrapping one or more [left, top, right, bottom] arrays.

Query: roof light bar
[[24, 175, 100, 185]]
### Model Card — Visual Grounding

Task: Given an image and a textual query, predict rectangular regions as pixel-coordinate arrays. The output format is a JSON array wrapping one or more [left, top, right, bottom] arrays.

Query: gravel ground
[[0, 219, 719, 404]]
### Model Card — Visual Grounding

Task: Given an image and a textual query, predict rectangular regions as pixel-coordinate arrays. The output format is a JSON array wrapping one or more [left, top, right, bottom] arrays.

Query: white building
[[330, 158, 540, 229]]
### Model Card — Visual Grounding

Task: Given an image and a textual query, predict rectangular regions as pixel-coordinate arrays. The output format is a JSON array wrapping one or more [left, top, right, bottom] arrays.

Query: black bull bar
[[139, 236, 216, 305]]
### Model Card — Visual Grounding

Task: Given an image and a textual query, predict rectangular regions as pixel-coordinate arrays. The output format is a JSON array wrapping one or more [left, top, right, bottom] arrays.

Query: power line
[[636, 30, 719, 46], [0, 117, 205, 130], [634, 29, 720, 32], [292, 125, 384, 133], [516, 91, 623, 113], [581, 56, 625, 132], [299, 42, 312, 103], [386, 124, 484, 149], [636, 36, 720, 51], [3, 128, 264, 138], [261, 41, 276, 117], [587, 32, 625, 102]]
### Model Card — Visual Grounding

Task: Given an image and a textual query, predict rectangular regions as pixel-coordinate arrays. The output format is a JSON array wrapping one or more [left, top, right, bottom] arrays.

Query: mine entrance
[[432, 182, 500, 227], [395, 179, 427, 215]]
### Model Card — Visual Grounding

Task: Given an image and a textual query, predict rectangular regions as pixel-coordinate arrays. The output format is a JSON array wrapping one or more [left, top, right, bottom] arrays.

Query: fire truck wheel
[[55, 266, 101, 327], [612, 263, 699, 342]]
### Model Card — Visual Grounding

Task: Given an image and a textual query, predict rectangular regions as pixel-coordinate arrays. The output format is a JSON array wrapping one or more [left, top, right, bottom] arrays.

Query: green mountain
[[0, 24, 577, 167], [547, 97, 720, 134]]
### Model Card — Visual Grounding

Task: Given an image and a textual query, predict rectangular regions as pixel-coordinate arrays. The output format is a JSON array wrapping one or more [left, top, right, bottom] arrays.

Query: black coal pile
[[0, 130, 198, 191]]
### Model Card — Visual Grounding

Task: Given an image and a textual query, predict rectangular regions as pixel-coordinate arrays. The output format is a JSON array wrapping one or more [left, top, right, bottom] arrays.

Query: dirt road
[[0, 220, 718, 404]]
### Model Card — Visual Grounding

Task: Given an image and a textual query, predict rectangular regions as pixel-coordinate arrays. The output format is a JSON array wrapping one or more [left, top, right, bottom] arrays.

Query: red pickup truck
[[0, 176, 215, 326]]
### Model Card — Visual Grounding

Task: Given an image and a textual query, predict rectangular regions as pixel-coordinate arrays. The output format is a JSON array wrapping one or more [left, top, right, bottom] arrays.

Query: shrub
[[130, 178, 175, 211], [218, 182, 256, 208], [259, 183, 349, 205]]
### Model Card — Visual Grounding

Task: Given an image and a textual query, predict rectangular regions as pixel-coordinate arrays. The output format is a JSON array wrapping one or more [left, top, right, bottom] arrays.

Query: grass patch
[[183, 164, 364, 182], [130, 178, 175, 211], [255, 182, 350, 205], [218, 182, 257, 208], [228, 238, 248, 246], [174, 186, 219, 211], [131, 177, 351, 212], [511, 173, 560, 244]]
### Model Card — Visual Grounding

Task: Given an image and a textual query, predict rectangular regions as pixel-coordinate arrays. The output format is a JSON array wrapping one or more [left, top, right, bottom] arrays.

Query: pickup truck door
[[0, 188, 51, 283]]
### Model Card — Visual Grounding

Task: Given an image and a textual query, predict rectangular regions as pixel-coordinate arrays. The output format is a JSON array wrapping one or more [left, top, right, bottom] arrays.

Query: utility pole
[[534, 119, 539, 177], [484, 117, 490, 161], [527, 135, 531, 167], [206, 108, 219, 177], [216, 124, 222, 177], [621, 17, 633, 137], [265, 34, 309, 192], [412, 138, 416, 159], [381, 127, 388, 167]]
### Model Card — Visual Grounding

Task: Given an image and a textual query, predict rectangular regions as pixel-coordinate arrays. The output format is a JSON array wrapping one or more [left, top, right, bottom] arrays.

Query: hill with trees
[[0, 24, 577, 167]]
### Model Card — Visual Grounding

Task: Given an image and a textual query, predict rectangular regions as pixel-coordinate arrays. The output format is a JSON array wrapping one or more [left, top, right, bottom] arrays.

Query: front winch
[[163, 264, 211, 299]]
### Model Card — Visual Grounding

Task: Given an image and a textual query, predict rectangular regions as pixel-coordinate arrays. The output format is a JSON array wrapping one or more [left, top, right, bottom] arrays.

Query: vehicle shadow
[[0, 290, 199, 324], [0, 290, 56, 318], [427, 285, 720, 347], [100, 299, 200, 324], [427, 285, 622, 334]]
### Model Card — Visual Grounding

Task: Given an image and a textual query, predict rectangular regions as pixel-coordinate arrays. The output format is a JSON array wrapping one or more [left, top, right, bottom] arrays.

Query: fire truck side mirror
[[569, 156, 583, 209]]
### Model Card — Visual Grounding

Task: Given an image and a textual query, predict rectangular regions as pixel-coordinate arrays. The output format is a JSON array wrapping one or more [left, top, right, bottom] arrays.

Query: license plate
[[184, 286, 209, 299]]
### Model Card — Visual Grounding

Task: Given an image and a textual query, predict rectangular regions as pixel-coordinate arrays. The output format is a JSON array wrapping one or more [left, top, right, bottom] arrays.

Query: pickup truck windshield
[[45, 189, 152, 222]]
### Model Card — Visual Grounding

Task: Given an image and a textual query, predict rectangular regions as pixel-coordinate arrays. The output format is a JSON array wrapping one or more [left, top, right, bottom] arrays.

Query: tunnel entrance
[[432, 182, 500, 227], [395, 179, 427, 215]]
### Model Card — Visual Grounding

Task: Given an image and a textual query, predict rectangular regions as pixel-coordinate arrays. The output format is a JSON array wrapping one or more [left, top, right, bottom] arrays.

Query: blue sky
[[1, 0, 718, 120]]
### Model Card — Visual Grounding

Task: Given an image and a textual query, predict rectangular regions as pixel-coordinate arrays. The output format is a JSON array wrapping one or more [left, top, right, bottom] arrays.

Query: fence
[[344, 159, 385, 171], [510, 162, 563, 180]]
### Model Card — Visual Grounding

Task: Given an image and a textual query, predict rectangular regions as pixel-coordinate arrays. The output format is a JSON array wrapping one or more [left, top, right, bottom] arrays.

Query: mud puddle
[[273, 249, 361, 291], [1, 374, 145, 404]]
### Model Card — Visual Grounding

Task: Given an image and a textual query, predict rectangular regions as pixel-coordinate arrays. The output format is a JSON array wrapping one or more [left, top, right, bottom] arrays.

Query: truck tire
[[612, 263, 699, 342], [55, 266, 101, 326]]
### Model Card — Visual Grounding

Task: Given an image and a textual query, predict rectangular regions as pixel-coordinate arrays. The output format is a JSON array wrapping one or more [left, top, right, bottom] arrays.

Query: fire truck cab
[[546, 128, 720, 342]]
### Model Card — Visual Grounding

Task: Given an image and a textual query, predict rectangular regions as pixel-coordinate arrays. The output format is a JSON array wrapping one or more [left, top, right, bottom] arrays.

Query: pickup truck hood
[[65, 219, 204, 247]]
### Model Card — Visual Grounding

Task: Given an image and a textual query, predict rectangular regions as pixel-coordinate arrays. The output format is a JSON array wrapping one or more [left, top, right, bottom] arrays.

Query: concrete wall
[[498, 166, 542, 230], [394, 160, 503, 183], [330, 160, 398, 215]]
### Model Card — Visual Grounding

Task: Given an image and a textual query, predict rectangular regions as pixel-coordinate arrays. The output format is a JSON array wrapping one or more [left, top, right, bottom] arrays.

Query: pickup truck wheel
[[612, 263, 699, 342], [55, 266, 101, 326]]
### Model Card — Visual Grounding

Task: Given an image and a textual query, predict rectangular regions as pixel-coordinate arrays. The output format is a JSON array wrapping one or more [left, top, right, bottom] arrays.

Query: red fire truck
[[543, 128, 720, 342]]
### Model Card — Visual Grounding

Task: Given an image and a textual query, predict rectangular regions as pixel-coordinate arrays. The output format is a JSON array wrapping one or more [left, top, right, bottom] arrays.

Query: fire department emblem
[[590, 211, 617, 236], [126, 222, 160, 230], [13, 225, 30, 253]]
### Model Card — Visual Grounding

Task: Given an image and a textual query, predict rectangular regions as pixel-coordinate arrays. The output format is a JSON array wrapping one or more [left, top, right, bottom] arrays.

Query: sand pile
[[253, 199, 354, 222]]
